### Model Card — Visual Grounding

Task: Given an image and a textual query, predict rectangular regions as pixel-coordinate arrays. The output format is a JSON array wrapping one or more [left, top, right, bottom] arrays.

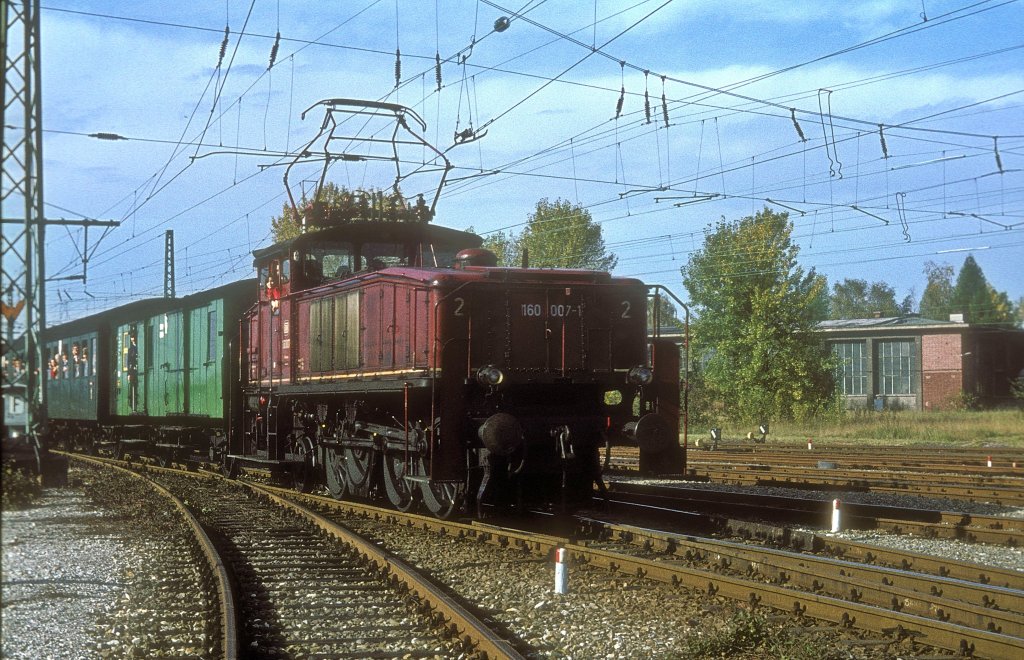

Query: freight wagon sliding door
[[189, 301, 223, 417]]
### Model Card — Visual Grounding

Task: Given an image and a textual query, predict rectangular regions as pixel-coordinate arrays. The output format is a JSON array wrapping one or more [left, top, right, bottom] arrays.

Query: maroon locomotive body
[[230, 219, 682, 517]]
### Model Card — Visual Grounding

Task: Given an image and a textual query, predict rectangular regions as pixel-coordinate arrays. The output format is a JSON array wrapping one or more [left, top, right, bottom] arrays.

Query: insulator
[[435, 52, 442, 91], [395, 49, 401, 87], [643, 71, 651, 124], [268, 32, 280, 70], [218, 26, 230, 68], [661, 92, 669, 128], [878, 124, 888, 159], [790, 108, 806, 142], [994, 137, 1003, 173], [615, 85, 625, 119]]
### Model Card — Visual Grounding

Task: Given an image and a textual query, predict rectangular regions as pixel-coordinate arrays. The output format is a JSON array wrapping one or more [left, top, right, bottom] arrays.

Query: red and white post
[[987, 456, 993, 468], [807, 438, 814, 451], [831, 499, 841, 533], [554, 548, 568, 594]]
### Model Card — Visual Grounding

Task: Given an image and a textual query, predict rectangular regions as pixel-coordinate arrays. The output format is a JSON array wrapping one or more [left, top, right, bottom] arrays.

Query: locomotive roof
[[252, 221, 482, 263], [43, 279, 256, 339]]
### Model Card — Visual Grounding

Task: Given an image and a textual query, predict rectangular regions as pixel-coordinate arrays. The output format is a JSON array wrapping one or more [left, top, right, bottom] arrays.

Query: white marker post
[[987, 456, 993, 468], [554, 548, 568, 594], [831, 499, 841, 532], [807, 438, 814, 451]]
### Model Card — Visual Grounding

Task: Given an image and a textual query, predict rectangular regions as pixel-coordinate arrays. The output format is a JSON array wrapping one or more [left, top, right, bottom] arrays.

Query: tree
[[899, 292, 916, 315], [950, 255, 1015, 324], [919, 261, 954, 321], [829, 278, 900, 319], [680, 208, 836, 423], [482, 198, 617, 270]]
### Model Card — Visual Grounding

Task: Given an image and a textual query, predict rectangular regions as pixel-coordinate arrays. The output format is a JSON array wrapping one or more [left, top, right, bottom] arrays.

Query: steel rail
[[585, 520, 1024, 637], [246, 484, 525, 660], [63, 453, 239, 659]]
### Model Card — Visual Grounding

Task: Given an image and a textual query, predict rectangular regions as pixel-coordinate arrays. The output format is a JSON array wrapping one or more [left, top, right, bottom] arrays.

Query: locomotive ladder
[[265, 392, 280, 459]]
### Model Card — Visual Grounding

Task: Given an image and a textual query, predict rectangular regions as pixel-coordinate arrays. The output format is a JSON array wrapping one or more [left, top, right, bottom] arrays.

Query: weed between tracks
[[680, 610, 841, 660], [2, 466, 42, 509]]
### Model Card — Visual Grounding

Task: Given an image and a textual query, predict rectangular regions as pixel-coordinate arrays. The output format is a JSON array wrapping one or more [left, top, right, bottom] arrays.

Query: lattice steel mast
[[2, 0, 46, 437]]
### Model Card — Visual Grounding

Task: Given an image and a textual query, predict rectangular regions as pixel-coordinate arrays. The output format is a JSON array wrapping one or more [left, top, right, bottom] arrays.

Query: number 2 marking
[[454, 297, 465, 316], [621, 301, 632, 318]]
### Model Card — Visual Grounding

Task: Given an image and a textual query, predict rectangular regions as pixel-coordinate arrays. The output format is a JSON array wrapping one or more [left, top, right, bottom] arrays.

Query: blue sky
[[26, 1, 1024, 322]]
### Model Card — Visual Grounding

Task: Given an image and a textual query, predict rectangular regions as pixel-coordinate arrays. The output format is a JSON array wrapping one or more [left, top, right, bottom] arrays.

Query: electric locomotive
[[230, 215, 684, 517]]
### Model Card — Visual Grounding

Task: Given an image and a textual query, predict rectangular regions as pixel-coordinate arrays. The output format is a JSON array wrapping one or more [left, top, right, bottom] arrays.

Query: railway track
[[59, 451, 1024, 657], [256, 485, 1024, 658], [574, 514, 1024, 657], [604, 481, 1024, 546], [609, 445, 1024, 505], [63, 453, 523, 659]]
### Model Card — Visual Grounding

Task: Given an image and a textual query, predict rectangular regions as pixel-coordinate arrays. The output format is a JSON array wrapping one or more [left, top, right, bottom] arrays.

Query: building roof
[[816, 315, 962, 330]]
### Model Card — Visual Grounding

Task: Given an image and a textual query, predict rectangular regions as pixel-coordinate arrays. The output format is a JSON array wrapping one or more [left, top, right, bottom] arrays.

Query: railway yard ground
[[3, 432, 1024, 659]]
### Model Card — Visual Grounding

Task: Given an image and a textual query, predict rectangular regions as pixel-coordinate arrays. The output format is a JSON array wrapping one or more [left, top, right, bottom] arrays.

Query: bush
[[945, 391, 980, 411], [2, 465, 41, 509]]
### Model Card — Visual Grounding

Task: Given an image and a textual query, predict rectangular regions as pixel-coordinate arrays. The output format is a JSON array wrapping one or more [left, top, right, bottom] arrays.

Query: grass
[[689, 408, 1024, 448]]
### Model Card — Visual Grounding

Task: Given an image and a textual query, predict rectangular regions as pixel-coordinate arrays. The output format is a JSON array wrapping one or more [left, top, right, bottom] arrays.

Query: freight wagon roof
[[43, 279, 256, 339], [252, 221, 481, 262]]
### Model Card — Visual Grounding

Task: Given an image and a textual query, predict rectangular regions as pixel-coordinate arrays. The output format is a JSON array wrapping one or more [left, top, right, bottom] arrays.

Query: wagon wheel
[[222, 456, 239, 479], [420, 477, 465, 519], [343, 447, 375, 498], [324, 447, 348, 500], [382, 452, 419, 512], [291, 436, 316, 493]]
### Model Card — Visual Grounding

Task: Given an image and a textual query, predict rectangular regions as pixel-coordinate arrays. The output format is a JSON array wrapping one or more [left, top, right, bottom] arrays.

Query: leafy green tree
[[480, 230, 520, 268], [951, 255, 990, 321], [986, 286, 1016, 324], [918, 261, 954, 321], [648, 294, 685, 333], [829, 279, 901, 319], [950, 255, 1015, 323], [680, 208, 836, 423], [483, 198, 617, 270]]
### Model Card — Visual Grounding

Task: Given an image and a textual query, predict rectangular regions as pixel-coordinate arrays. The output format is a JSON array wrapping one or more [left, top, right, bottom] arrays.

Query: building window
[[878, 339, 916, 395], [833, 341, 866, 395]]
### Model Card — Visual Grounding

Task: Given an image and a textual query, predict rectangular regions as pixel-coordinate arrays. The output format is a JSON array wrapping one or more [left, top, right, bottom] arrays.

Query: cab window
[[359, 242, 408, 271]]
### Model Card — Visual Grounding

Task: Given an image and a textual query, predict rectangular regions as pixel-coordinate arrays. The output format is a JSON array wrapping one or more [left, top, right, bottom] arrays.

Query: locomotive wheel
[[421, 478, 465, 519], [343, 447, 374, 498], [382, 453, 418, 512], [324, 447, 348, 500]]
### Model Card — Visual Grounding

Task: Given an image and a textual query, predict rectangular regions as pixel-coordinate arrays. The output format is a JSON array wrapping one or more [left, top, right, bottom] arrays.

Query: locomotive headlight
[[476, 365, 505, 386], [628, 365, 654, 386]]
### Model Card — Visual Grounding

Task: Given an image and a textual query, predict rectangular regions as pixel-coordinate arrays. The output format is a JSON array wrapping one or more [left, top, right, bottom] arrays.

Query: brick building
[[819, 315, 1024, 411]]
